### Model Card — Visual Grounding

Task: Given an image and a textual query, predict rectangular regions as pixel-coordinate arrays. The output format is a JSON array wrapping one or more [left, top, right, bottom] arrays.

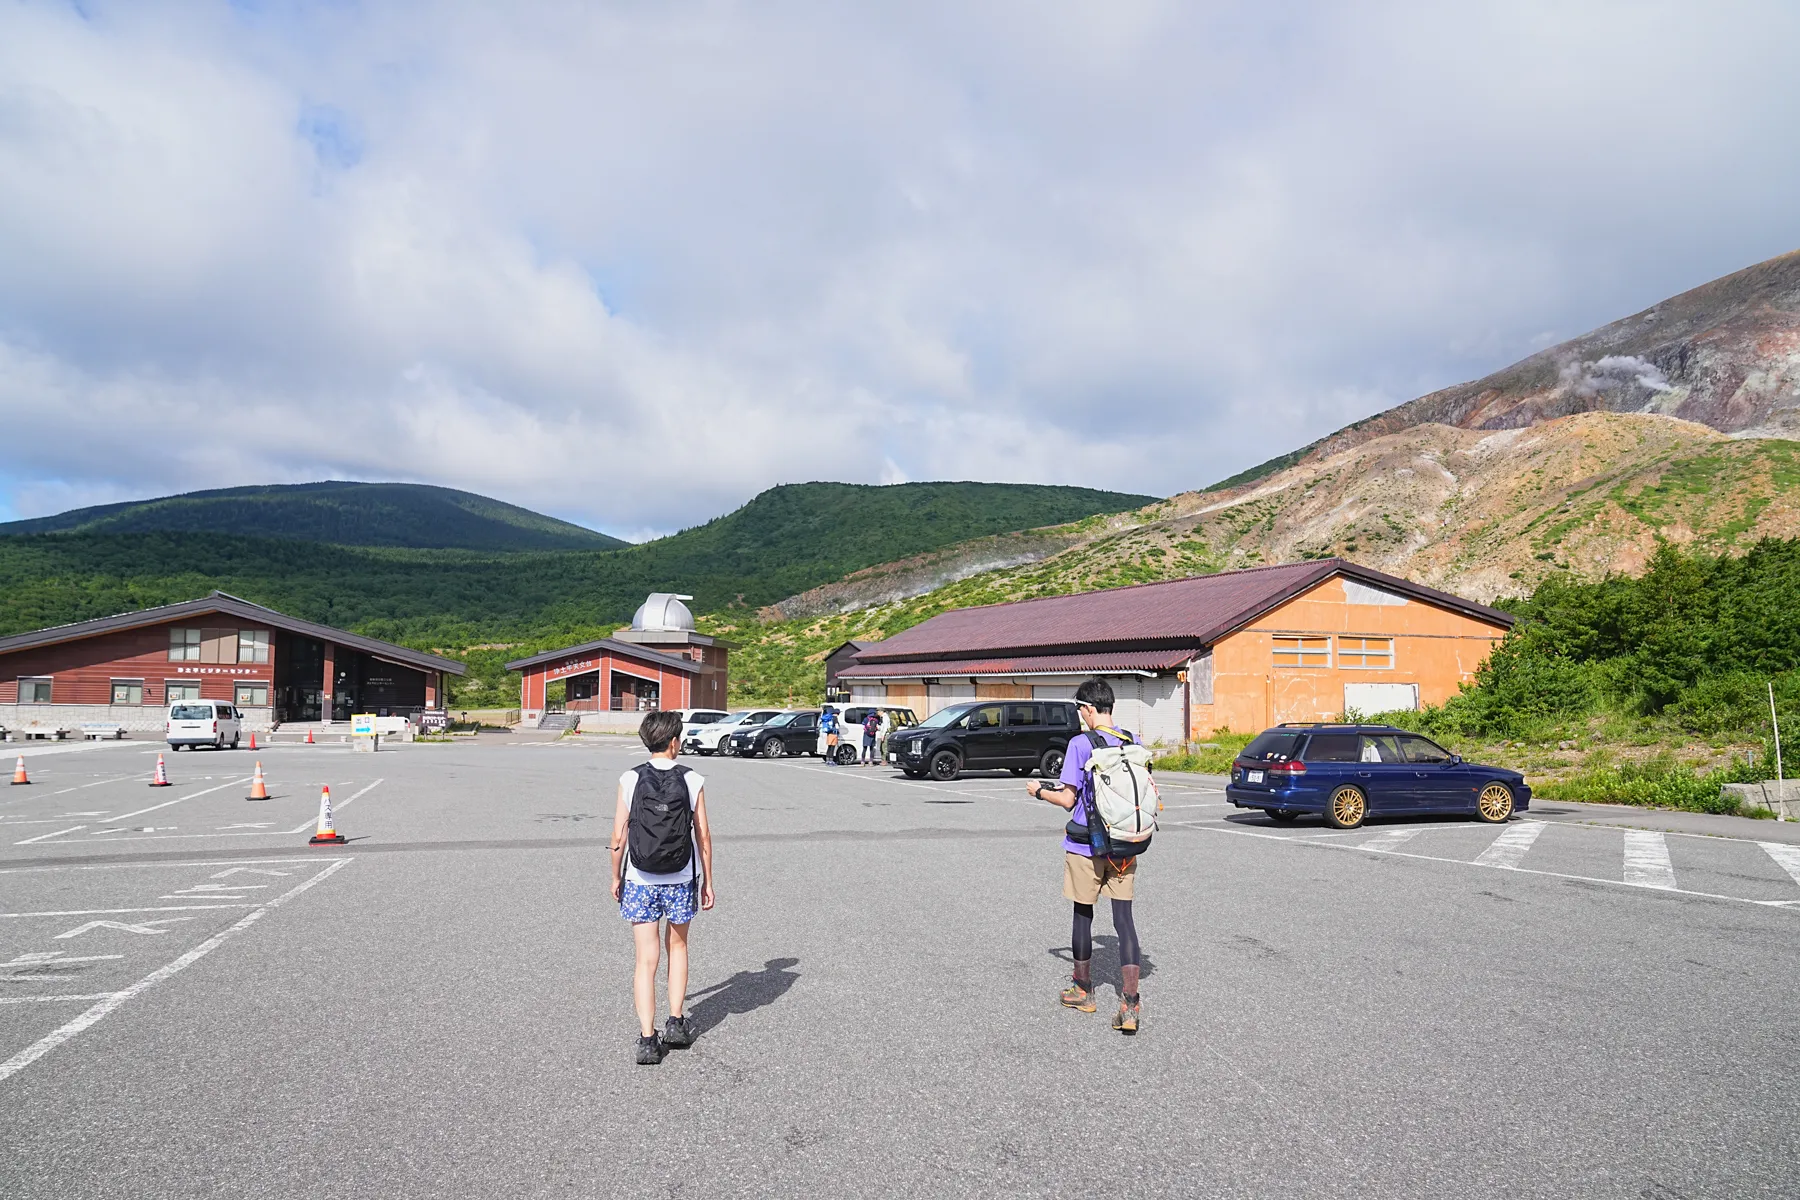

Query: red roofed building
[[838, 559, 1512, 744]]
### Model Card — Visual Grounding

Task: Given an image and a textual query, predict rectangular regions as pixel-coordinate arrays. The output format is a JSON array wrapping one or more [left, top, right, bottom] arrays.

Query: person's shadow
[[685, 957, 801, 1036], [1048, 938, 1158, 994]]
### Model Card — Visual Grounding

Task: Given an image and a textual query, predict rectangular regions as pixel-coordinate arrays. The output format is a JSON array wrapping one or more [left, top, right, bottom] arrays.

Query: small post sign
[[351, 713, 378, 753]]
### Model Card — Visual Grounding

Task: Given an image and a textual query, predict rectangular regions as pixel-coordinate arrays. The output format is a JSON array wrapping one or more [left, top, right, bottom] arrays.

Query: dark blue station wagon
[[1225, 723, 1530, 830]]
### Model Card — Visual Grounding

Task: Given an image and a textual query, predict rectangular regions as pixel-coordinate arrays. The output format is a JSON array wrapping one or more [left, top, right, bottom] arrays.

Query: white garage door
[[849, 684, 887, 706], [926, 681, 975, 715], [1344, 682, 1419, 716]]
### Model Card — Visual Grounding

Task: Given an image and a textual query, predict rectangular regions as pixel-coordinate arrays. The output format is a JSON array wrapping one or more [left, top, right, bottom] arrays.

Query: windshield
[[170, 705, 215, 721], [686, 712, 726, 725], [915, 704, 973, 730], [1241, 731, 1304, 762], [765, 712, 799, 727]]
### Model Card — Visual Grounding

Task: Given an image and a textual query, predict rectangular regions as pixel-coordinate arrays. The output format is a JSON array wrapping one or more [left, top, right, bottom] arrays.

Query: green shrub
[[1533, 749, 1769, 814]]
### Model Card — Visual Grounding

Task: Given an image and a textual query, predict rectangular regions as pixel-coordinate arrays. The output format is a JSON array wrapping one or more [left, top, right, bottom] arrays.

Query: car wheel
[[834, 744, 858, 765], [928, 750, 962, 781], [1268, 808, 1299, 824], [231, 736, 240, 749], [1476, 782, 1515, 823], [761, 737, 785, 758], [1324, 785, 1368, 830], [1039, 748, 1065, 778]]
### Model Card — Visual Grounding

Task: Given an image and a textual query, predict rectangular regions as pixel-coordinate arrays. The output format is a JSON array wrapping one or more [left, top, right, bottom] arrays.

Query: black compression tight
[[1111, 898, 1141, 968], [1071, 902, 1094, 961]]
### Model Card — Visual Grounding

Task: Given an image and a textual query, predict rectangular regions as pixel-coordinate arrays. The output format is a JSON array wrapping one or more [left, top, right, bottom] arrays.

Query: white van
[[818, 704, 919, 764], [166, 701, 243, 750]]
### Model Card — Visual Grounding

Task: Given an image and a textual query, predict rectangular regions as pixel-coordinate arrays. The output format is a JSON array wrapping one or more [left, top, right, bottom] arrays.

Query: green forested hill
[[0, 481, 626, 551], [0, 481, 1152, 652]]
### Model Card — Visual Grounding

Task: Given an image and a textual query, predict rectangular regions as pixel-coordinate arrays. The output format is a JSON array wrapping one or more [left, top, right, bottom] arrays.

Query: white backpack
[[1083, 731, 1160, 845]]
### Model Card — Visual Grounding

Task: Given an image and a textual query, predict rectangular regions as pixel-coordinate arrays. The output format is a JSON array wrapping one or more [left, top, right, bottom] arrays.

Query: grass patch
[[1152, 730, 1253, 775]]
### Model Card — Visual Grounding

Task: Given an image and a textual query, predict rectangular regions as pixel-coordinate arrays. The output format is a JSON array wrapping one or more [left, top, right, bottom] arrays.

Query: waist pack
[[1063, 729, 1159, 855], [627, 763, 696, 877]]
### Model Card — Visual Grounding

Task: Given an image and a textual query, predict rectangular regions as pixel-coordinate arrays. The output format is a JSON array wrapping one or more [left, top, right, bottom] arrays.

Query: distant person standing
[[860, 707, 882, 765], [611, 710, 715, 1065], [1025, 679, 1149, 1034], [821, 705, 841, 764]]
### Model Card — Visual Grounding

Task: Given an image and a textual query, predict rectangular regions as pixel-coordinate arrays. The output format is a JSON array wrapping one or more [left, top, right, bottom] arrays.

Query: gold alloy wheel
[[1477, 782, 1515, 823], [1327, 785, 1367, 829]]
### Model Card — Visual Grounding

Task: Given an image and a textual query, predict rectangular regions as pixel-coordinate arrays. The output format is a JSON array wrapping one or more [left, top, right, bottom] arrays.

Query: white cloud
[[1, 0, 1797, 534]]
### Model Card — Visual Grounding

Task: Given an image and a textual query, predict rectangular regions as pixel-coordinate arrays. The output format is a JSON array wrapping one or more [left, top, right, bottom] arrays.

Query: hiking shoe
[[634, 1035, 665, 1065], [1112, 999, 1141, 1035], [1059, 980, 1097, 1012], [662, 1015, 695, 1048]]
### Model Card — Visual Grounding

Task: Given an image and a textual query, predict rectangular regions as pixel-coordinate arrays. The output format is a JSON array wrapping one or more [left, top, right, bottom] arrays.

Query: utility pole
[[1771, 681, 1787, 822]]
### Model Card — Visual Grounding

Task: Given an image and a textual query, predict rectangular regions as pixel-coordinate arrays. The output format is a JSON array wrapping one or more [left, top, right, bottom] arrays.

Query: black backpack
[[626, 763, 696, 877]]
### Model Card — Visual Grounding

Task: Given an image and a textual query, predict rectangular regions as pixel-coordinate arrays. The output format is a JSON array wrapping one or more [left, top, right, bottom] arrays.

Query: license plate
[[888, 752, 897, 762], [1248, 770, 1264, 783]]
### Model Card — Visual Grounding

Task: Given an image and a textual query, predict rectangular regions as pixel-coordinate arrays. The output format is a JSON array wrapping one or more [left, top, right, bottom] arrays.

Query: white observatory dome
[[631, 593, 696, 632]]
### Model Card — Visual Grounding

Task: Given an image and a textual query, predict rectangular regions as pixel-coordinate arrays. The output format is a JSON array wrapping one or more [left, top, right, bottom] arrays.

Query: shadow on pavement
[[1048, 938, 1157, 993], [687, 956, 801, 1035]]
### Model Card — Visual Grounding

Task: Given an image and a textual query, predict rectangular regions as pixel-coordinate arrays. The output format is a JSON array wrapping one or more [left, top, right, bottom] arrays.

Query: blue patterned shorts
[[620, 880, 698, 925]]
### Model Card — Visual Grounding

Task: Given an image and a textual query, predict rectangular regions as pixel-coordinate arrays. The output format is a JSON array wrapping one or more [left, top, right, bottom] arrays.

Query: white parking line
[[1472, 821, 1547, 868], [1356, 828, 1422, 852], [106, 776, 252, 824], [1761, 842, 1800, 889], [1623, 829, 1677, 889], [0, 906, 253, 919], [0, 858, 352, 1083], [282, 779, 383, 834], [0, 993, 127, 1005], [13, 825, 86, 845]]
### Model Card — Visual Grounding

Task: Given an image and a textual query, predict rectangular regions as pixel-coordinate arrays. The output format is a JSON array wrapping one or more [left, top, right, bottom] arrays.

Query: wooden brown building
[[0, 591, 464, 732]]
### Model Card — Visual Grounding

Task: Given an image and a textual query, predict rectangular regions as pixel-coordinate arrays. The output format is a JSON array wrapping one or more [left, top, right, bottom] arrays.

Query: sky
[[2, 1, 1797, 541]]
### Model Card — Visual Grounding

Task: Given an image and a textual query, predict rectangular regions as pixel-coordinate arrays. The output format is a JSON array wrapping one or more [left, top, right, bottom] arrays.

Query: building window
[[1338, 637, 1394, 669], [235, 682, 269, 707], [20, 677, 52, 703], [110, 680, 144, 706], [1272, 636, 1331, 668], [238, 629, 270, 664], [169, 628, 202, 661], [165, 681, 201, 703]]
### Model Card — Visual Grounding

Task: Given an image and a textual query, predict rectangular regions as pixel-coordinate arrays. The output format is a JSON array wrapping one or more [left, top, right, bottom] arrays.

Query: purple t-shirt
[[1060, 728, 1128, 857]]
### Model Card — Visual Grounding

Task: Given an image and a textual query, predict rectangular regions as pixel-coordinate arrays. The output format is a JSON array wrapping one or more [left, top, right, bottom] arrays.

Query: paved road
[[2, 737, 1797, 1198]]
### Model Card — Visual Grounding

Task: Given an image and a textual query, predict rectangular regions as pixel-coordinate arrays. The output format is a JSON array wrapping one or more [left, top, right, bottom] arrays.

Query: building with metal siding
[[838, 559, 1512, 745], [0, 592, 464, 732]]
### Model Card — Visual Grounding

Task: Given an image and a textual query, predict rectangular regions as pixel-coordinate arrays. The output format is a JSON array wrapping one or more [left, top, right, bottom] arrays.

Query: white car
[[818, 704, 920, 764], [685, 708, 783, 756], [166, 701, 243, 750]]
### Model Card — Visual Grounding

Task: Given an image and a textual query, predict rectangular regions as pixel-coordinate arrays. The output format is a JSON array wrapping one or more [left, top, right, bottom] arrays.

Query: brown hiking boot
[[1060, 979, 1097, 1012], [1112, 998, 1141, 1034]]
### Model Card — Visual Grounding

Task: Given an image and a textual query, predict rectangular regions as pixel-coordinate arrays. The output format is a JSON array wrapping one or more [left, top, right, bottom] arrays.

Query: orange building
[[838, 559, 1511, 744]]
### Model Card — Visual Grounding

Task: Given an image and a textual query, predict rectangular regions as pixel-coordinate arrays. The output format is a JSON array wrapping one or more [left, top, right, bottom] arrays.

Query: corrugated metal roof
[[504, 637, 703, 676], [0, 591, 465, 675], [838, 648, 1196, 679], [852, 558, 1511, 665]]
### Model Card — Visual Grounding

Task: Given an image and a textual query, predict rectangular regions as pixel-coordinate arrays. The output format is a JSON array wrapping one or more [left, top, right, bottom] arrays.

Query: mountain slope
[[0, 481, 626, 551], [1218, 248, 1800, 491], [0, 480, 1154, 644]]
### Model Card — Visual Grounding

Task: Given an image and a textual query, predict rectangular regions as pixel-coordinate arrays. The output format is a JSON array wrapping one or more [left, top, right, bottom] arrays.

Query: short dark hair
[[639, 710, 683, 752], [1074, 678, 1114, 713]]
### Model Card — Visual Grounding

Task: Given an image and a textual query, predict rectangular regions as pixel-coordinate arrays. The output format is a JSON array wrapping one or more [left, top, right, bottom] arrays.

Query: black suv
[[732, 710, 820, 758], [886, 700, 1081, 781]]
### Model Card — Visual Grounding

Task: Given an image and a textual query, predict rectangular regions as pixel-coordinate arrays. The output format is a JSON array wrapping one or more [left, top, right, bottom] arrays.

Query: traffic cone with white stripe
[[246, 761, 269, 801], [149, 754, 172, 787], [308, 784, 346, 844], [10, 755, 28, 786]]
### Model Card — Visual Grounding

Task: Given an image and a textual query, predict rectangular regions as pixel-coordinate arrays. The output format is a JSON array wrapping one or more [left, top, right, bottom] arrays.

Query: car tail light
[[1267, 761, 1307, 779], [211, 721, 218, 733]]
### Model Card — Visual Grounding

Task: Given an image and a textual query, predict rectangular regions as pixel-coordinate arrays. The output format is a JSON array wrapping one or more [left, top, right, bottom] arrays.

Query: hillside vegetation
[[0, 481, 626, 551]]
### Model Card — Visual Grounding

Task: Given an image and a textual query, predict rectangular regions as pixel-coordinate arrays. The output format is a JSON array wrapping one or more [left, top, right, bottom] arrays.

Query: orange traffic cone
[[149, 754, 172, 787], [10, 755, 28, 786], [305, 729, 315, 745], [308, 784, 346, 844], [246, 761, 269, 801], [248, 732, 257, 751]]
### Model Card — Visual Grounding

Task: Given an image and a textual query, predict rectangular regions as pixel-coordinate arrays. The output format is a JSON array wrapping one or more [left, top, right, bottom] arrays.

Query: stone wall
[[1720, 781, 1800, 820], [0, 704, 275, 736]]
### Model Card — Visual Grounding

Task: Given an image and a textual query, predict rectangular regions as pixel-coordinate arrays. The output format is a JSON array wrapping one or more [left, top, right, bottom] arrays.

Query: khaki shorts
[[1063, 851, 1136, 904]]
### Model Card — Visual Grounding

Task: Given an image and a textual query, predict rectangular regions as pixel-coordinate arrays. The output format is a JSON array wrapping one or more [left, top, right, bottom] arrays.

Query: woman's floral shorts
[[620, 880, 697, 925]]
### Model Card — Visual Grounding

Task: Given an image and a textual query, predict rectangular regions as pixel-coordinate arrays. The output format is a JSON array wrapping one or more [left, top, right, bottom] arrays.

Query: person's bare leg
[[666, 921, 691, 1018], [632, 920, 662, 1037]]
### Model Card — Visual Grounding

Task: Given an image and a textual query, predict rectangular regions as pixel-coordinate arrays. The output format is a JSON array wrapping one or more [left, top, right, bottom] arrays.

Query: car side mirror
[[1450, 754, 1462, 764]]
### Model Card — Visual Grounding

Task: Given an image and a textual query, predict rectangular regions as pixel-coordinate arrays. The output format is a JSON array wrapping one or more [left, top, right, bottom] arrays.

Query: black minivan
[[885, 700, 1081, 781]]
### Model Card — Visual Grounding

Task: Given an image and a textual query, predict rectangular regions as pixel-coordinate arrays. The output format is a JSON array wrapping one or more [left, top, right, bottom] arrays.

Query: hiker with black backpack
[[610, 710, 716, 1065], [1024, 678, 1159, 1034]]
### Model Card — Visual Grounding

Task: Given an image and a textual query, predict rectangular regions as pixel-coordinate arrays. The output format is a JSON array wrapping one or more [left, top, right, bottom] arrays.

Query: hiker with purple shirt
[[1024, 678, 1145, 1034]]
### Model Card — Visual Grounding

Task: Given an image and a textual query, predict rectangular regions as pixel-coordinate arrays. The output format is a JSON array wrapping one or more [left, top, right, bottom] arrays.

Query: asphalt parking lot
[[2, 734, 1798, 1198]]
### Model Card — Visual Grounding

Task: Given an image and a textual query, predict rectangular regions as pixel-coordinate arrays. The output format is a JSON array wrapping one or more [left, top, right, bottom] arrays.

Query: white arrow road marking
[[210, 867, 291, 878], [54, 917, 193, 939], [1761, 842, 1800, 888], [1623, 830, 1677, 889], [1356, 828, 1422, 852], [0, 858, 351, 1082], [1473, 820, 1547, 868]]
